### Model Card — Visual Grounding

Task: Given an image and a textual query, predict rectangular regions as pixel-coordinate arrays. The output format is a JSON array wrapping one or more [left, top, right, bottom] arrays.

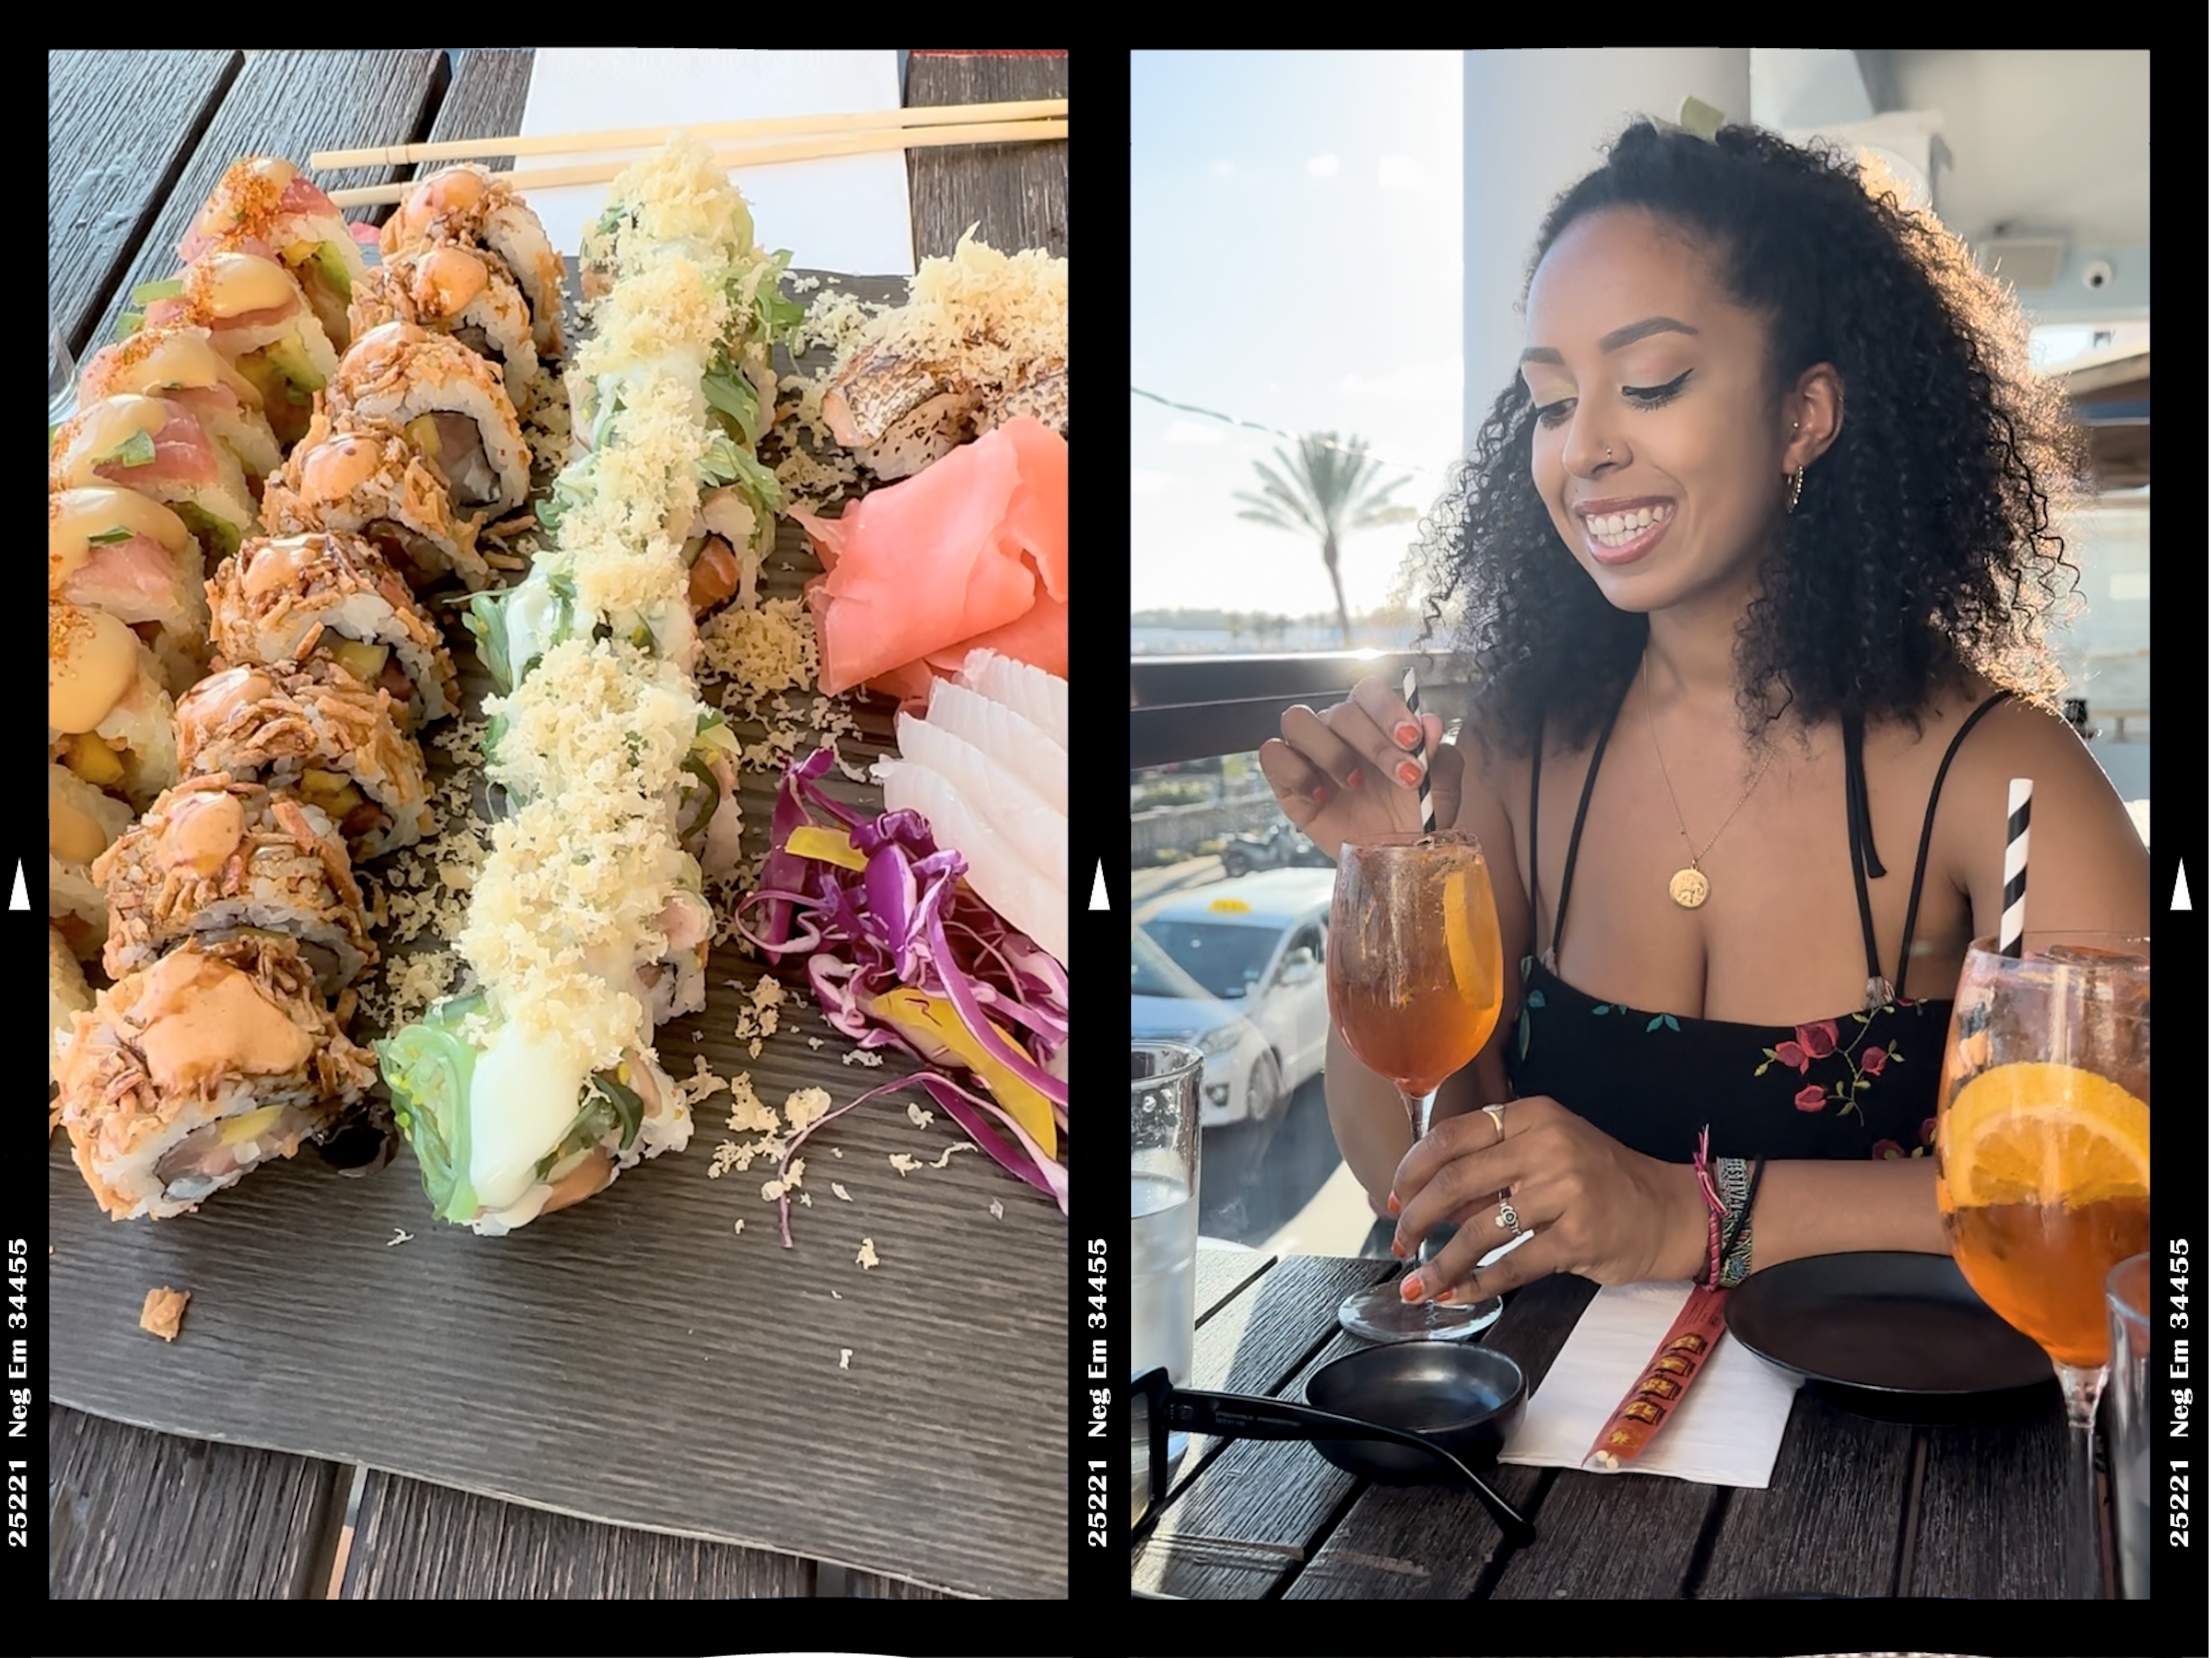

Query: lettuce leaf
[[700, 357, 760, 449]]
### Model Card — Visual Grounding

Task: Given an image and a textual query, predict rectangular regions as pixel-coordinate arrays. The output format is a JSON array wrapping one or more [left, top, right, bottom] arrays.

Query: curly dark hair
[[1415, 116, 2093, 757]]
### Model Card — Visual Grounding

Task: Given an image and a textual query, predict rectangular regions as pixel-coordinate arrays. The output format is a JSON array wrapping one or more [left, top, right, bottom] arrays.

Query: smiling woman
[[1264, 111, 2147, 1314]]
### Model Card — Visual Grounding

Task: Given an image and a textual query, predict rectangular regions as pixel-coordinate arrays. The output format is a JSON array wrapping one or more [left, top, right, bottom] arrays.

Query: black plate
[[1302, 1342, 1527, 1482], [1726, 1252, 2058, 1421]]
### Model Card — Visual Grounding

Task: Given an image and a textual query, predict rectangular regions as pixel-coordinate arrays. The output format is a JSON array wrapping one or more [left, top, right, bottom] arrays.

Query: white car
[[1131, 868, 1336, 1128]]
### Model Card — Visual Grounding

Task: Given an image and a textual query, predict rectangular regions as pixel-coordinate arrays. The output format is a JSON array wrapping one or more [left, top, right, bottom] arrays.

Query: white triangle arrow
[[1089, 858, 1109, 910], [7, 860, 24, 912], [2172, 860, 2190, 911]]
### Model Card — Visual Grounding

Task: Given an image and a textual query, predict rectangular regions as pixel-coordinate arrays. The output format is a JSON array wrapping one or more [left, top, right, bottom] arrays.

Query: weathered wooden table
[[47, 47, 1066, 1599], [1134, 1243, 2120, 1598]]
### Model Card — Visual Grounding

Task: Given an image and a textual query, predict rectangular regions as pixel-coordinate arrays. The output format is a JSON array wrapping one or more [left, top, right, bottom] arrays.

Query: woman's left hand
[[1388, 1095, 1707, 1304]]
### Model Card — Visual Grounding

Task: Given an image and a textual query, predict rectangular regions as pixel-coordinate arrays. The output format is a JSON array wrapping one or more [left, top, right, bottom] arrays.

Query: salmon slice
[[65, 535, 192, 619]]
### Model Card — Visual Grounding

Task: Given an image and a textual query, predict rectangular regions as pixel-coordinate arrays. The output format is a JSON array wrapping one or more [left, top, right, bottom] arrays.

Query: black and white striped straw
[[1999, 776, 2031, 958], [1401, 668, 1435, 833]]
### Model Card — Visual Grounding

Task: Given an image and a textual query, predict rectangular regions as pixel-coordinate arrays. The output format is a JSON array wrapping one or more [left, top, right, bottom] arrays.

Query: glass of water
[[1131, 1040, 1202, 1527], [2106, 1252, 2150, 1597]]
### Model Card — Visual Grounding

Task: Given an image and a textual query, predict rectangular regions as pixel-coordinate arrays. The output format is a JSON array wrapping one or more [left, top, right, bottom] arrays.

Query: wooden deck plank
[[903, 51, 1068, 262], [48, 50, 241, 357], [48, 1404, 343, 1599], [339, 1470, 813, 1598]]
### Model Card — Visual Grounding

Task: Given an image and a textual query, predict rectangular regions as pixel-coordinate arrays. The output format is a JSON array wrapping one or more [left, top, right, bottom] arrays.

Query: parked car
[[1131, 868, 1336, 1127], [1219, 822, 1335, 877]]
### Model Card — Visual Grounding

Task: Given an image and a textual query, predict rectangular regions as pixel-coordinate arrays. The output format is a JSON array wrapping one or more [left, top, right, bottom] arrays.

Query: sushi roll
[[207, 532, 460, 728], [259, 407, 492, 592], [377, 991, 687, 1235], [381, 164, 566, 359], [323, 321, 529, 517], [139, 249, 340, 448], [347, 245, 539, 416], [177, 156, 367, 353], [49, 924, 94, 1088], [54, 934, 377, 1220], [48, 486, 211, 695], [93, 773, 377, 995], [175, 660, 435, 860], [48, 394, 258, 567], [49, 603, 177, 810], [75, 325, 283, 490], [49, 762, 135, 961]]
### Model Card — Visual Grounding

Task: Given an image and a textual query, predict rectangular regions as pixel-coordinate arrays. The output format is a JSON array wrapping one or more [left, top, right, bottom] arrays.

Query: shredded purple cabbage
[[736, 748, 1068, 1224]]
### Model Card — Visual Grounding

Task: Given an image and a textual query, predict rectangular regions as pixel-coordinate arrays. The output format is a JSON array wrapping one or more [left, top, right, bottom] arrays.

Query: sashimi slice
[[877, 757, 1067, 967], [925, 681, 1066, 816], [892, 713, 1066, 898], [959, 648, 1067, 751]]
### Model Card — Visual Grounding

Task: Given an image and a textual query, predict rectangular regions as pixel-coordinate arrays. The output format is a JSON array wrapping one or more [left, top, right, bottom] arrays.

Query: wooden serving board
[[47, 266, 1067, 1600]]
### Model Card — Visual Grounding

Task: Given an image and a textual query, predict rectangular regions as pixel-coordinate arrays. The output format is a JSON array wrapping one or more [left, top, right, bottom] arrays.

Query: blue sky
[[1131, 52, 1463, 618]]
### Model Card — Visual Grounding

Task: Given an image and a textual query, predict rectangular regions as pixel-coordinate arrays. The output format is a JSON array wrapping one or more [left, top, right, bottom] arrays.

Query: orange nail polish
[[1391, 1238, 1407, 1259], [1400, 1271, 1425, 1302], [1345, 768, 1365, 789], [1395, 760, 1422, 788], [1395, 721, 1422, 749], [1387, 1192, 1400, 1214], [1312, 782, 1333, 805]]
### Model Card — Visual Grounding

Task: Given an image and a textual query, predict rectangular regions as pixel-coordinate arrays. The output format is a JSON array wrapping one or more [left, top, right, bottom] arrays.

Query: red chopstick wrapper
[[1581, 1284, 1730, 1472]]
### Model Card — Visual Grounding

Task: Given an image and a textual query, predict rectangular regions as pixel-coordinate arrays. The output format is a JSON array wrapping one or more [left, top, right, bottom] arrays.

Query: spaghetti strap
[[1550, 692, 1627, 968], [1842, 711, 1889, 1005], [1525, 716, 1544, 957], [1892, 690, 2014, 1000]]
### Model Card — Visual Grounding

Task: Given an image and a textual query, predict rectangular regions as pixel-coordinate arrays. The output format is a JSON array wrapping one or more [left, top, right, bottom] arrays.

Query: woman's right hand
[[1257, 675, 1464, 861]]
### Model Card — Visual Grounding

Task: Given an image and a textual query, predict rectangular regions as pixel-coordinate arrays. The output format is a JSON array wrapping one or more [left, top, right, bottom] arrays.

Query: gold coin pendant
[[1669, 868, 1710, 909]]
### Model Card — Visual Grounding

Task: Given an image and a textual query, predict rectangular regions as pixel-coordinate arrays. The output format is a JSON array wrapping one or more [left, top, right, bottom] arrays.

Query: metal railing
[[1130, 652, 1479, 770]]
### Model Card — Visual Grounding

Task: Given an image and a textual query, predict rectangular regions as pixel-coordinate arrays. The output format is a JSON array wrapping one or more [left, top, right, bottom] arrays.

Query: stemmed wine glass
[[1934, 931, 2150, 1598], [1327, 828, 1506, 1342]]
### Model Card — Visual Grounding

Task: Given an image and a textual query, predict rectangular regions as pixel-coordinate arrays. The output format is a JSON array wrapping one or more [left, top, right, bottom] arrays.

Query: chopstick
[[322, 119, 1068, 208], [309, 98, 1068, 171]]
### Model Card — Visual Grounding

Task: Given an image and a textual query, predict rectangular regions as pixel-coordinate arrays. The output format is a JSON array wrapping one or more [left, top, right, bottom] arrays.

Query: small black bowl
[[1303, 1342, 1527, 1483]]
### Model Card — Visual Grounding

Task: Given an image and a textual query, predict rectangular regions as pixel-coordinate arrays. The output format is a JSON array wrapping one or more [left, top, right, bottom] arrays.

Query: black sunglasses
[[1128, 1366, 1535, 1549]]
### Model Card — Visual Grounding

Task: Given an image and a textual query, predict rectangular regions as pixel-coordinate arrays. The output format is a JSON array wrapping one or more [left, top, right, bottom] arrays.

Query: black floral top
[[1502, 690, 2013, 1165]]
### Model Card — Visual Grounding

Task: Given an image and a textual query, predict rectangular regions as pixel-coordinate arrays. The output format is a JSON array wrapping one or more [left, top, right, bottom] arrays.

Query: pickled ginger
[[792, 416, 1066, 707]]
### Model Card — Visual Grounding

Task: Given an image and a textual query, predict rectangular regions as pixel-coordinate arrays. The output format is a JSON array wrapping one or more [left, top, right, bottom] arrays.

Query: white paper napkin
[[517, 50, 916, 274], [1497, 1280, 1802, 1487]]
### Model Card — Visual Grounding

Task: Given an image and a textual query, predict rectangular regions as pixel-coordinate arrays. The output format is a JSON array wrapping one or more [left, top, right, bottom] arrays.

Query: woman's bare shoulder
[[1910, 671, 2148, 934]]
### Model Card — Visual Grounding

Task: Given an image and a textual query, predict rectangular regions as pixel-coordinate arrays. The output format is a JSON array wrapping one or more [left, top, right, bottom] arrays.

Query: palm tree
[[1233, 431, 1418, 649]]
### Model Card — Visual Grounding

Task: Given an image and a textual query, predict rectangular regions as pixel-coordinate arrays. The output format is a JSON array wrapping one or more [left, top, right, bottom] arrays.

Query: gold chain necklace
[[1643, 653, 1778, 909]]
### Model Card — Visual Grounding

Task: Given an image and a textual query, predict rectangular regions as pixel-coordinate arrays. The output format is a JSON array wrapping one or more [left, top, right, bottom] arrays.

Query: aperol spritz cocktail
[[1935, 932, 2149, 1597], [1327, 829, 1505, 1341]]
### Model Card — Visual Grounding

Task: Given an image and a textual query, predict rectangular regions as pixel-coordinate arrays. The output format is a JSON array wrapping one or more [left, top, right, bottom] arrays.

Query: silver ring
[[1483, 1103, 1507, 1145], [1495, 1199, 1520, 1232]]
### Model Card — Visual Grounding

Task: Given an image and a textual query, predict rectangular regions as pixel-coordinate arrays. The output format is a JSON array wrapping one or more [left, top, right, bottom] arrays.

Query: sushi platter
[[48, 145, 1067, 1597]]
